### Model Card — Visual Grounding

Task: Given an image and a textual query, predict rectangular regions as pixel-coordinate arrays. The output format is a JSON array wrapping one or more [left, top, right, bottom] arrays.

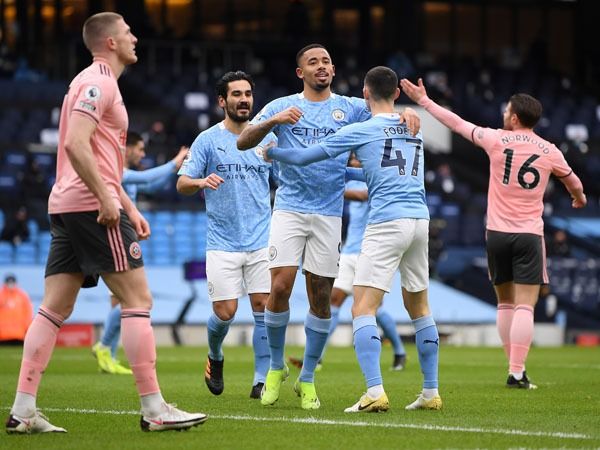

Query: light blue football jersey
[[342, 180, 368, 255], [251, 93, 370, 217], [178, 122, 275, 252], [318, 113, 429, 224]]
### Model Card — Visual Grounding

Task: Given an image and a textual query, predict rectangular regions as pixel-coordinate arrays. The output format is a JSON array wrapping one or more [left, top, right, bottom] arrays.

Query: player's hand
[[274, 107, 303, 125], [97, 198, 120, 228], [130, 211, 151, 240], [400, 107, 421, 137], [173, 146, 190, 170], [572, 193, 587, 209], [259, 141, 277, 163], [200, 173, 224, 190], [400, 78, 427, 104]]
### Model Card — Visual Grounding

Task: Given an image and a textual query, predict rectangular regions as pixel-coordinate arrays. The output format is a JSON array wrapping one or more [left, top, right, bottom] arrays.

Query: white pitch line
[[9, 406, 593, 441]]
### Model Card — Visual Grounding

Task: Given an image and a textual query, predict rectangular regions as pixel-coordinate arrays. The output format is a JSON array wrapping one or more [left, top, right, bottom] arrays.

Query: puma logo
[[424, 339, 439, 346], [370, 335, 381, 342]]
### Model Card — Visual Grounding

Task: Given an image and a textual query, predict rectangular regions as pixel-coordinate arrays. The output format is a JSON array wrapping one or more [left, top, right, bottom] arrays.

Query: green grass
[[1, 344, 599, 449]]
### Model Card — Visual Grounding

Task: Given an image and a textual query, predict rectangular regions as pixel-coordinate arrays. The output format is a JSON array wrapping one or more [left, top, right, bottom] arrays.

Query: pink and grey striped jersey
[[48, 57, 128, 214]]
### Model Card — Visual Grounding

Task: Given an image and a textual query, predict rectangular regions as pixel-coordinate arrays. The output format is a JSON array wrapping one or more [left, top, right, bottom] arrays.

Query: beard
[[226, 104, 252, 123]]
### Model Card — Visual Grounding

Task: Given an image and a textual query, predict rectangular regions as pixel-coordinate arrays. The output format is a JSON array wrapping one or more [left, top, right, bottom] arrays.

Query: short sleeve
[[550, 147, 573, 178], [472, 127, 502, 154], [71, 77, 116, 124], [348, 96, 371, 123], [178, 135, 209, 178]]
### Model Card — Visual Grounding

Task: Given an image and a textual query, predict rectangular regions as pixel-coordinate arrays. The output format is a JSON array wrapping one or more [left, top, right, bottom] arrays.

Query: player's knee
[[213, 302, 237, 321], [270, 277, 293, 300]]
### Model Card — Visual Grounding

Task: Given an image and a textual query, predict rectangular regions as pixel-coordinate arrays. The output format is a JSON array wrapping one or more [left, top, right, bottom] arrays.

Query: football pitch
[[1, 344, 599, 449]]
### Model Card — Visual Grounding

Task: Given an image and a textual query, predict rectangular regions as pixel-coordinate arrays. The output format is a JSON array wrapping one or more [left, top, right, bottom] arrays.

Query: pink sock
[[509, 304, 535, 374], [16, 306, 64, 396], [496, 303, 515, 360], [121, 308, 161, 396]]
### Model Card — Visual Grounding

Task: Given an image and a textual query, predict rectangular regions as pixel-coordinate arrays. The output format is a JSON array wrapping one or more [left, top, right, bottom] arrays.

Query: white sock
[[422, 388, 439, 399], [12, 392, 36, 417], [140, 392, 166, 417], [510, 371, 524, 381], [366, 384, 385, 399]]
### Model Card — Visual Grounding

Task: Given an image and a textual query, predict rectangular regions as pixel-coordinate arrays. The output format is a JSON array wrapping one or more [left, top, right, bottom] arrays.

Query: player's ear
[[363, 86, 369, 100], [217, 95, 226, 109], [331, 64, 335, 78], [393, 87, 400, 101], [295, 67, 304, 80]]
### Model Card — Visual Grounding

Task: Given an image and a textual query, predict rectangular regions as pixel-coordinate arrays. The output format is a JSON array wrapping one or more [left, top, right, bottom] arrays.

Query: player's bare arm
[[344, 189, 368, 202], [63, 114, 120, 227], [237, 106, 303, 150], [176, 173, 224, 195], [558, 172, 587, 208]]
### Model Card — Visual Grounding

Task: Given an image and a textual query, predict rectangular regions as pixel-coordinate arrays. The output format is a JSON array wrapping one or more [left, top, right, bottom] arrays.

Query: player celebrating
[[400, 77, 586, 389], [92, 132, 188, 375], [262, 66, 442, 412], [289, 177, 408, 372], [177, 71, 274, 399], [237, 44, 419, 410], [5, 12, 206, 434]]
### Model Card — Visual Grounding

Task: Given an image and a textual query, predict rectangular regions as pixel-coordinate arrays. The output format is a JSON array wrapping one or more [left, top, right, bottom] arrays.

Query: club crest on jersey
[[208, 282, 215, 296], [84, 85, 101, 102], [254, 146, 264, 158], [268, 246, 278, 261], [129, 242, 142, 260], [332, 109, 345, 121]]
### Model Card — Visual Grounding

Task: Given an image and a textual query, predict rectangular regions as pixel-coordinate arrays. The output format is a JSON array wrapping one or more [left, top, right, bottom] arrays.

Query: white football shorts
[[267, 210, 341, 278], [333, 253, 358, 295], [354, 218, 429, 293], [206, 248, 270, 302]]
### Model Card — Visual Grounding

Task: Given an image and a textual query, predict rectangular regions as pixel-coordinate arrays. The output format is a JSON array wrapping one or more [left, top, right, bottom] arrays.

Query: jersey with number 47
[[472, 127, 573, 236], [318, 113, 429, 225]]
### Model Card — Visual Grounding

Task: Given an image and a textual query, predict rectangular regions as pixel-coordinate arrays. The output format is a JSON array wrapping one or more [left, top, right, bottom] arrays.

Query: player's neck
[[303, 86, 331, 102], [368, 100, 395, 116], [223, 118, 248, 135], [92, 53, 125, 78]]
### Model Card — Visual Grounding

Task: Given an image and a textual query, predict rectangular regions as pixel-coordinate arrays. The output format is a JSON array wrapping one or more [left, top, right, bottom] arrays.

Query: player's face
[[297, 47, 335, 92], [221, 80, 254, 123], [126, 140, 146, 168], [503, 102, 515, 130], [112, 19, 138, 66]]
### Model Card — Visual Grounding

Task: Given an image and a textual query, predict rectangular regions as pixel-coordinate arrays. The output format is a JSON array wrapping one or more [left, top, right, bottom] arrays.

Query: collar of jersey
[[297, 92, 336, 102]]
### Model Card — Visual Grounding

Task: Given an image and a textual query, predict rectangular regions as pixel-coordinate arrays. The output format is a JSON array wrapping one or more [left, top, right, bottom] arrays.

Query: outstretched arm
[[400, 78, 478, 143], [265, 144, 330, 166]]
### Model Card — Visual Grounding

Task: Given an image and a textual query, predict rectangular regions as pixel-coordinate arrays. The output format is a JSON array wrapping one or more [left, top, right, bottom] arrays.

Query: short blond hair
[[82, 12, 123, 52]]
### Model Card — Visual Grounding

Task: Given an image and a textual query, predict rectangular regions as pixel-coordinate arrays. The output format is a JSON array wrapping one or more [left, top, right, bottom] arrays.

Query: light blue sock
[[299, 313, 331, 382], [353, 315, 382, 388], [207, 314, 233, 361], [319, 305, 340, 361], [376, 310, 405, 356], [101, 305, 121, 358], [264, 309, 290, 370], [413, 314, 439, 389], [252, 312, 270, 384]]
